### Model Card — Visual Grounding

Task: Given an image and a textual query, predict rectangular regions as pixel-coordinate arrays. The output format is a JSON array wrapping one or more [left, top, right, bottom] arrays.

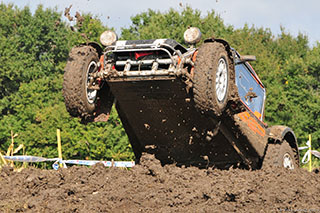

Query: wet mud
[[0, 154, 319, 212]]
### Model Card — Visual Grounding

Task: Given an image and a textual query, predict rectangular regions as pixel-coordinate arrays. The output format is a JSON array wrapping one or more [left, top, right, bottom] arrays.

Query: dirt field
[[0, 154, 319, 213]]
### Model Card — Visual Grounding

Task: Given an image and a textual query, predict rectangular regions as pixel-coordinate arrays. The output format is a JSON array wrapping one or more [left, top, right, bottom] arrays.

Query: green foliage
[[0, 3, 133, 164], [75, 13, 112, 44], [121, 7, 233, 46], [0, 4, 319, 167]]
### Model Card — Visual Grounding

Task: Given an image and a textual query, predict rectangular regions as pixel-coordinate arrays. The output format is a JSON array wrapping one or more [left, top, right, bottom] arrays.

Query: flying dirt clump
[[64, 5, 73, 21], [64, 5, 85, 29], [75, 12, 85, 28]]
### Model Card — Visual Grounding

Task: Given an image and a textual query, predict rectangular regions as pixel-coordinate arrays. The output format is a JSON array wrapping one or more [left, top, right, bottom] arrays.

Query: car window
[[235, 63, 265, 120]]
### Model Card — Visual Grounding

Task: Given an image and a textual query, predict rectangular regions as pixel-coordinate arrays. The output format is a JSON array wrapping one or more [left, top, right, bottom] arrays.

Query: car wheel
[[63, 46, 99, 119], [193, 42, 234, 116]]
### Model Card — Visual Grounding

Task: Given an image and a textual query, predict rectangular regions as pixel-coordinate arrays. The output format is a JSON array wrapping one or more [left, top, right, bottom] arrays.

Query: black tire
[[262, 140, 298, 170], [63, 46, 99, 119], [193, 42, 233, 116]]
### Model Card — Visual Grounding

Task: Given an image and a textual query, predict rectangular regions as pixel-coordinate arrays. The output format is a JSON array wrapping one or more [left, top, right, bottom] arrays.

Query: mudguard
[[204, 38, 232, 52], [84, 42, 103, 56], [267, 125, 299, 162]]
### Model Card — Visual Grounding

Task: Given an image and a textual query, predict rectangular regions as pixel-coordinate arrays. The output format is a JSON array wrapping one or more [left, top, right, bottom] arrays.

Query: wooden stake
[[308, 134, 312, 172], [57, 129, 62, 168]]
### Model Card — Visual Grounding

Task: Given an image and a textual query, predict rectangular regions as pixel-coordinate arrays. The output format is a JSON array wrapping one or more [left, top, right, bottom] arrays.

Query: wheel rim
[[216, 58, 228, 102], [86, 61, 98, 104], [283, 153, 294, 169]]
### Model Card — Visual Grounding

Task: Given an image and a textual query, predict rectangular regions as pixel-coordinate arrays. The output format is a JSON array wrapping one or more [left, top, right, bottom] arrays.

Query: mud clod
[[144, 123, 150, 130], [75, 12, 85, 27], [64, 5, 73, 21]]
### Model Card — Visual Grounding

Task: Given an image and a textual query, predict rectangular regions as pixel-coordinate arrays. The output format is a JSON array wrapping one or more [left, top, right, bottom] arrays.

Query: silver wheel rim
[[86, 61, 98, 104], [283, 153, 294, 169], [216, 58, 228, 102]]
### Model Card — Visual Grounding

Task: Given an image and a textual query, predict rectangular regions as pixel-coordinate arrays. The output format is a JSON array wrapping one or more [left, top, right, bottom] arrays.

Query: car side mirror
[[239, 55, 256, 63]]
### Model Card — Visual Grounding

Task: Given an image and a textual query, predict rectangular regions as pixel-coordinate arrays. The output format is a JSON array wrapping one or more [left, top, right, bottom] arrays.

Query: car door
[[235, 63, 266, 120]]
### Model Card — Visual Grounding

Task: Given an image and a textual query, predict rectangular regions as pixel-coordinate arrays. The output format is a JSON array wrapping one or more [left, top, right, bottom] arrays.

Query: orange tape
[[192, 50, 198, 62], [99, 55, 104, 70], [238, 111, 265, 137]]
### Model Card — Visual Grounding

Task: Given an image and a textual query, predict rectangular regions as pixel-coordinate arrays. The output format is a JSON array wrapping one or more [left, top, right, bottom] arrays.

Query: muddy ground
[[0, 154, 319, 213]]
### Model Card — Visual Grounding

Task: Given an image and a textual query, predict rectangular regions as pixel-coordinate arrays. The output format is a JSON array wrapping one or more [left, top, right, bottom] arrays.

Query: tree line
[[0, 4, 319, 164]]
